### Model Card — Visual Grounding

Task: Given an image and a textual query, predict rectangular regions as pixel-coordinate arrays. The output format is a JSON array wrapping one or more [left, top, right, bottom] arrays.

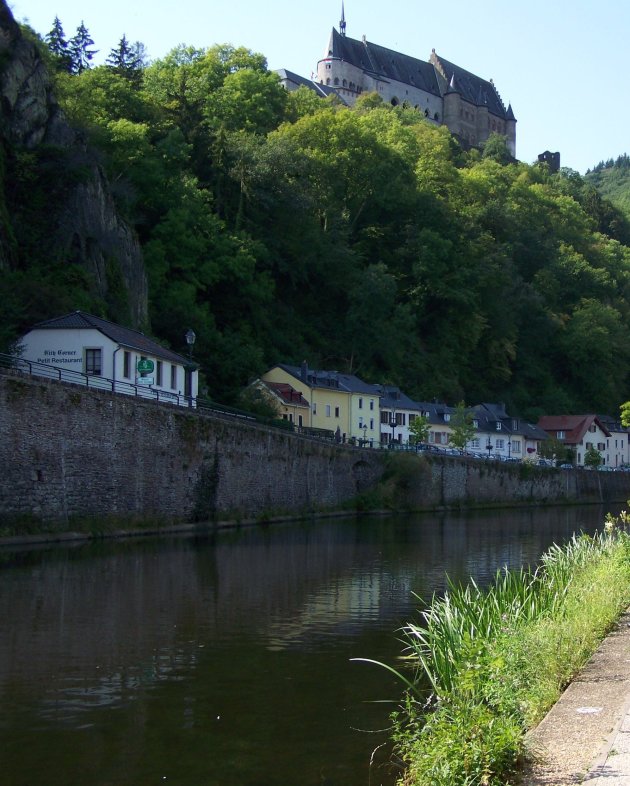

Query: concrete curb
[[523, 610, 630, 784]]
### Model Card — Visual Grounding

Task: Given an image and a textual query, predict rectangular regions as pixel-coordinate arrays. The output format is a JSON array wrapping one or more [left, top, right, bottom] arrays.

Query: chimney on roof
[[301, 361, 308, 382]]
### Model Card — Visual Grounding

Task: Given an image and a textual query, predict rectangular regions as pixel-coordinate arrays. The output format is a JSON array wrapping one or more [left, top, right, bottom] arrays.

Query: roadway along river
[[0, 506, 613, 786]]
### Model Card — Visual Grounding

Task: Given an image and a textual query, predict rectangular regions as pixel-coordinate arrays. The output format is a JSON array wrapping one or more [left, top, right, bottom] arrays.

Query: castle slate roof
[[325, 28, 442, 96], [275, 68, 344, 100], [430, 53, 510, 118], [322, 28, 513, 119], [30, 311, 191, 365]]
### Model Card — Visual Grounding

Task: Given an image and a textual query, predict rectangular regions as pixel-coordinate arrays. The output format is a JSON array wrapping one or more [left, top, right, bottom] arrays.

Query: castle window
[[326, 63, 331, 69], [349, 81, 355, 90], [434, 112, 439, 120], [326, 78, 331, 85], [342, 79, 347, 87], [334, 77, 339, 85], [391, 97, 399, 106], [424, 108, 429, 117]]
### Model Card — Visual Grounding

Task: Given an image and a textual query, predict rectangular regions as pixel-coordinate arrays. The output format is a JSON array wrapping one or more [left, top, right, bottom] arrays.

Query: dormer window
[[496, 422, 502, 431], [473, 419, 479, 428], [443, 413, 450, 422], [557, 430, 565, 440]]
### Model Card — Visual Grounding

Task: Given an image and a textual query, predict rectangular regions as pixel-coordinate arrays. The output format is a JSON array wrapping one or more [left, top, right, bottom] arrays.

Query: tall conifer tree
[[45, 16, 72, 72], [69, 22, 97, 74]]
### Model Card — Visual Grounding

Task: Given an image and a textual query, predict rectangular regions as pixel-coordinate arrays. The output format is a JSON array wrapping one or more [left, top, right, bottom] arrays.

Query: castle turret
[[475, 84, 490, 147], [505, 104, 517, 157], [443, 74, 461, 132]]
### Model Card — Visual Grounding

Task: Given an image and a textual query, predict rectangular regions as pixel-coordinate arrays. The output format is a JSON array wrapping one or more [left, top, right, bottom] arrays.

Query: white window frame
[[85, 347, 103, 376]]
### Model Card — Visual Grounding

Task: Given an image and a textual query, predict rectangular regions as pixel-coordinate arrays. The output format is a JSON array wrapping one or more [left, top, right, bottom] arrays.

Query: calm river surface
[[0, 506, 614, 786]]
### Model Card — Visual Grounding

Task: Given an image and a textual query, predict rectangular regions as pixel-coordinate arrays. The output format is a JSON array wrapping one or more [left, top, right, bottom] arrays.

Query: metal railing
[[0, 351, 196, 407], [0, 352, 331, 441]]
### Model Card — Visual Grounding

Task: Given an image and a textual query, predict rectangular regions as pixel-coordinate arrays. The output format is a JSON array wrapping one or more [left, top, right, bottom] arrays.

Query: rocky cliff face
[[0, 0, 148, 327]]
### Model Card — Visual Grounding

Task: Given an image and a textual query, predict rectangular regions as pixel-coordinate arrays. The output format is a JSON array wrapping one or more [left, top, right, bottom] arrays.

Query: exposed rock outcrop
[[0, 0, 148, 327]]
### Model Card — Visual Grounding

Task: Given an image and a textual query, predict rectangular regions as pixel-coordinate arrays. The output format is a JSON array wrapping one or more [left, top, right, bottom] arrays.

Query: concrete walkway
[[523, 609, 630, 784]]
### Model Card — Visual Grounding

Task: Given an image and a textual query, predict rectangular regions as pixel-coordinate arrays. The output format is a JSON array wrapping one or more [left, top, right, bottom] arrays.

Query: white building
[[20, 311, 198, 405], [537, 415, 613, 467]]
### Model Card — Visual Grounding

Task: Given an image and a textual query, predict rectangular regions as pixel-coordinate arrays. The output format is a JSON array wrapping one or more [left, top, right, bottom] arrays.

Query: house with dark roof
[[537, 415, 614, 467], [20, 311, 198, 404], [262, 362, 380, 443], [249, 378, 311, 428], [472, 403, 548, 460], [312, 7, 516, 155], [413, 400, 456, 449], [597, 414, 630, 468], [373, 385, 426, 445]]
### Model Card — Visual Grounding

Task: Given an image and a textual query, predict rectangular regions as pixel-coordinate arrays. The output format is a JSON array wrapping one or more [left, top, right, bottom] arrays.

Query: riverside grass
[[382, 513, 630, 786]]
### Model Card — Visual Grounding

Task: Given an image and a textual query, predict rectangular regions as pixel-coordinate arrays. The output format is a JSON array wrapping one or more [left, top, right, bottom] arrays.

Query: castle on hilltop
[[312, 5, 516, 155]]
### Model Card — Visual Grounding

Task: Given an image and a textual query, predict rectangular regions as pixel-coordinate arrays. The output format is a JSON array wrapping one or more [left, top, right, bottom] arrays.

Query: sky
[[8, 0, 630, 174]]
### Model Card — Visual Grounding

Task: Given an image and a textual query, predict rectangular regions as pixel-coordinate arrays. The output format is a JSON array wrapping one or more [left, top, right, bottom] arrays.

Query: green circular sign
[[137, 359, 154, 374]]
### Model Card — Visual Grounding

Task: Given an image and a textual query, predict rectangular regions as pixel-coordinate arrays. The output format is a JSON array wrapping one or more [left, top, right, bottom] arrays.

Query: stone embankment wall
[[413, 454, 629, 509], [0, 373, 383, 524], [1, 373, 629, 527]]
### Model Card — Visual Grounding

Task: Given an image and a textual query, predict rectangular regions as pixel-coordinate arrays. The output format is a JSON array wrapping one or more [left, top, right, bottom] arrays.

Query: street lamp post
[[185, 328, 196, 407], [185, 328, 196, 362], [486, 439, 493, 459], [390, 408, 397, 446], [362, 423, 368, 447]]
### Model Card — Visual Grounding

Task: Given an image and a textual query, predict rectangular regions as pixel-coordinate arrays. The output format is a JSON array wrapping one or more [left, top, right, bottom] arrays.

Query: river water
[[0, 506, 613, 786]]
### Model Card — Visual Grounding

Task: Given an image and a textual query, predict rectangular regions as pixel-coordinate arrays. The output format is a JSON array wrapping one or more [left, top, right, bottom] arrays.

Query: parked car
[[559, 463, 574, 469]]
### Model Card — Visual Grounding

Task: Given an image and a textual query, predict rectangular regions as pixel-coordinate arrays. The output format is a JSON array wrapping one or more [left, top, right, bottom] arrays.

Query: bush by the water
[[380, 511, 630, 785]]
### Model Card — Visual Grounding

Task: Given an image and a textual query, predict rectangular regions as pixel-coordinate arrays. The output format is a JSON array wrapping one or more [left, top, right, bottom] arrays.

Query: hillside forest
[[3, 17, 630, 421]]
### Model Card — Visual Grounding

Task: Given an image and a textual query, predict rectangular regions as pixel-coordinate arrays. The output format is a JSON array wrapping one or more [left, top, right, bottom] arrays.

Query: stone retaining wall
[[1, 372, 629, 527]]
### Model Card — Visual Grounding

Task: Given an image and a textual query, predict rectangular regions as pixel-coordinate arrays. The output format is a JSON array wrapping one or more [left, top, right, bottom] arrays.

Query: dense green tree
[[584, 446, 603, 468], [482, 133, 513, 165], [409, 414, 430, 445], [9, 24, 630, 411], [448, 402, 477, 450]]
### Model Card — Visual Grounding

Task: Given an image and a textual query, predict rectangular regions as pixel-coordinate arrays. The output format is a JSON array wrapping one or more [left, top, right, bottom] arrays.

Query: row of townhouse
[[259, 363, 630, 466], [15, 314, 628, 465], [258, 364, 549, 458]]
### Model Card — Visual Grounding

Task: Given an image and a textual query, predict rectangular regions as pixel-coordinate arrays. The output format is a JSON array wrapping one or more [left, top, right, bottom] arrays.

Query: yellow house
[[262, 363, 380, 443]]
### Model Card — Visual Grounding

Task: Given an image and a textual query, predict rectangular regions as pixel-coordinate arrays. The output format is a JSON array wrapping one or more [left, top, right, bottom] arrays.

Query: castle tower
[[443, 74, 461, 134], [475, 84, 490, 147], [505, 104, 517, 157]]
